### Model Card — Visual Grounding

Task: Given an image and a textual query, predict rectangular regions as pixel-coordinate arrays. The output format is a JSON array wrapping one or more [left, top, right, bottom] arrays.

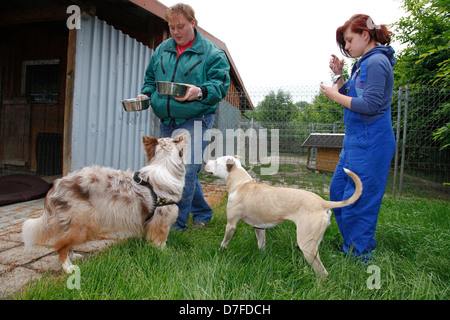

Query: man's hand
[[137, 94, 149, 100], [175, 84, 200, 102]]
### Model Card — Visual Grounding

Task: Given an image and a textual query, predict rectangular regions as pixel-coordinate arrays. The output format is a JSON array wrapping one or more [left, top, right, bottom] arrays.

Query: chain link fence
[[1, 85, 447, 198], [391, 86, 449, 197], [217, 85, 449, 198]]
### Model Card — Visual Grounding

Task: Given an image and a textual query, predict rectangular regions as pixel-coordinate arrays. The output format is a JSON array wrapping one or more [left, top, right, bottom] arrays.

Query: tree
[[393, 0, 449, 87], [248, 89, 299, 125], [394, 0, 449, 155], [432, 102, 450, 150], [298, 61, 349, 129], [298, 93, 343, 127], [389, 0, 450, 185], [244, 89, 303, 152]]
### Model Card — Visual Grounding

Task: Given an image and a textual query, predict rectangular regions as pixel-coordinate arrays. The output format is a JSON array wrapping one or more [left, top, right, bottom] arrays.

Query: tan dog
[[204, 155, 362, 277], [22, 133, 189, 273]]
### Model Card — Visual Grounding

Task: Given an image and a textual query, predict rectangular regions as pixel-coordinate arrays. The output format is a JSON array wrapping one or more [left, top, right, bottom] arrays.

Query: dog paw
[[62, 262, 76, 274], [155, 242, 167, 250], [70, 252, 84, 260]]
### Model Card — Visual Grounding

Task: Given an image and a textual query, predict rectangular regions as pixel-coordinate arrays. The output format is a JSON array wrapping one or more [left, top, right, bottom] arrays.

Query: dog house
[[0, 0, 253, 179], [301, 133, 344, 173]]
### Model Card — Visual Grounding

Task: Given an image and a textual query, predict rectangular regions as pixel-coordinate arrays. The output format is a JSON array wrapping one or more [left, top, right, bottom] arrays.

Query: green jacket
[[141, 29, 231, 125]]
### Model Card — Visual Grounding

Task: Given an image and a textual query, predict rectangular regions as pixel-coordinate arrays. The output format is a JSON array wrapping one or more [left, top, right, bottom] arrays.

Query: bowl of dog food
[[156, 81, 189, 97], [121, 97, 151, 112]]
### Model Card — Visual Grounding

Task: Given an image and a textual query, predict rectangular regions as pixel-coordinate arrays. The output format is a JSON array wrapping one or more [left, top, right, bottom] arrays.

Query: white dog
[[22, 133, 188, 273], [205, 155, 362, 277]]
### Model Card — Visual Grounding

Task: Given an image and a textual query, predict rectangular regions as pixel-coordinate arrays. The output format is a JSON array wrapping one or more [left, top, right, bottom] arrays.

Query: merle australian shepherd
[[22, 133, 188, 273]]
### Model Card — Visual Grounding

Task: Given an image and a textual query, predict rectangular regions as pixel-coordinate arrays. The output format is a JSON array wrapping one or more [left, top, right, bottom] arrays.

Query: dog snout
[[204, 161, 214, 174]]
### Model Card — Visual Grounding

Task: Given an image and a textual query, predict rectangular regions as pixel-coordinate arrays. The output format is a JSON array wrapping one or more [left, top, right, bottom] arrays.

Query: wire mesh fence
[[219, 85, 449, 198], [391, 86, 449, 197], [0, 85, 448, 198]]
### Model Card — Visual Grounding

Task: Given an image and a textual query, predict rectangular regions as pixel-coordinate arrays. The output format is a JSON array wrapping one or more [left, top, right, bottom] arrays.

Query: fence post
[[399, 85, 409, 196], [393, 87, 402, 197]]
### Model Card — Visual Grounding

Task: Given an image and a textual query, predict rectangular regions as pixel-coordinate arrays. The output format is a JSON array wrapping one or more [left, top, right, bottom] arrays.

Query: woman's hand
[[320, 82, 352, 109], [330, 54, 344, 75], [320, 83, 340, 101]]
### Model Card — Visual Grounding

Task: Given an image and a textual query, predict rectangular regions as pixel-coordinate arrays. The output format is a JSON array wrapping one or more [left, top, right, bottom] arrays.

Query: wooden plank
[[63, 28, 76, 176], [0, 6, 68, 26], [0, 98, 31, 167], [316, 148, 341, 172]]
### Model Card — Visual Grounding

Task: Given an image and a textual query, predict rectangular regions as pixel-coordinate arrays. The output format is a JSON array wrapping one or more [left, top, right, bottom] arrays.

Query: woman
[[320, 14, 396, 261], [139, 3, 230, 231]]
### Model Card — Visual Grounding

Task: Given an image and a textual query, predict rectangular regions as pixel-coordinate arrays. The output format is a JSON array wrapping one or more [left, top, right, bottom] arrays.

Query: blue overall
[[330, 52, 396, 258]]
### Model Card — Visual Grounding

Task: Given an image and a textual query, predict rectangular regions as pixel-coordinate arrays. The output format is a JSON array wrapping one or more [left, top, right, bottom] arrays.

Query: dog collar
[[133, 172, 177, 222]]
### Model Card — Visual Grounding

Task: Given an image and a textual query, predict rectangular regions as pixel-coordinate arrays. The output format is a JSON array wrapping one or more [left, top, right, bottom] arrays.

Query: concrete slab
[[0, 264, 10, 273], [0, 267, 40, 298], [0, 240, 21, 252], [0, 199, 44, 237], [27, 254, 62, 273], [0, 233, 23, 243], [0, 246, 53, 266]]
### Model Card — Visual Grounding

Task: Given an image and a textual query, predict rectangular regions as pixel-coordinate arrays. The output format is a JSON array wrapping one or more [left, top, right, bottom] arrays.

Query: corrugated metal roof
[[301, 133, 344, 148], [71, 14, 154, 172]]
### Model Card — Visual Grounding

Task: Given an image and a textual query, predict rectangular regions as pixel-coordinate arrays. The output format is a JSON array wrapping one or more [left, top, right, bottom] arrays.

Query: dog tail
[[22, 213, 51, 250], [322, 168, 362, 210]]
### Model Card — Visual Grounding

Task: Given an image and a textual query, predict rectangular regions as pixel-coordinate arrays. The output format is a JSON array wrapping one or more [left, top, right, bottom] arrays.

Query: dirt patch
[[201, 183, 227, 207]]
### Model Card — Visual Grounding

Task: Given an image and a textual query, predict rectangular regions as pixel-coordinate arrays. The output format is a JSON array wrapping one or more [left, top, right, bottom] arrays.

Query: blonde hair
[[165, 3, 198, 27]]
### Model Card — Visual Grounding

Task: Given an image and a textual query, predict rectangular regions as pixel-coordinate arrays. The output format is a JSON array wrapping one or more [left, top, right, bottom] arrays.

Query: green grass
[[14, 189, 449, 300], [254, 163, 333, 194]]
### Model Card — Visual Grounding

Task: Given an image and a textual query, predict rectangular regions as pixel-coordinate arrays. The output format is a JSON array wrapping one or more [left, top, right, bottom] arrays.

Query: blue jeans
[[159, 113, 215, 231]]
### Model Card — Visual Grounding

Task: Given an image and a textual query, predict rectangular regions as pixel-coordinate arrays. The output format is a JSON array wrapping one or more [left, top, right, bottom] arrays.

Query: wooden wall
[[224, 80, 241, 109], [316, 148, 341, 173], [0, 21, 68, 171]]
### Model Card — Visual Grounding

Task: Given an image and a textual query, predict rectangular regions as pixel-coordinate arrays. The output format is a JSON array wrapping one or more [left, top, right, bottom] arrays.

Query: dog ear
[[173, 131, 188, 143], [142, 136, 158, 163], [233, 155, 242, 161], [173, 132, 189, 158], [226, 158, 235, 172]]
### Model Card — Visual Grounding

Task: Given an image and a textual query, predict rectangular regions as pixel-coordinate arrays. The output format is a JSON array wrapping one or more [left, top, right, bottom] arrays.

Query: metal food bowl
[[156, 81, 189, 97], [121, 97, 150, 112]]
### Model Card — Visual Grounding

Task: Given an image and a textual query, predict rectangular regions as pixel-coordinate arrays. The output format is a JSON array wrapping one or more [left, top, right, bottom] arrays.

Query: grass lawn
[[13, 166, 449, 300]]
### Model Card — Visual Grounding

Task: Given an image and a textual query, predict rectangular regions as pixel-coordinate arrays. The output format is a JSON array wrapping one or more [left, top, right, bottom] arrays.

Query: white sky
[[158, 0, 406, 92]]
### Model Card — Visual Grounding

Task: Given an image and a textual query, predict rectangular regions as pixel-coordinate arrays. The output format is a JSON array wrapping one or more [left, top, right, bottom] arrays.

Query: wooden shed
[[301, 133, 344, 173], [0, 0, 253, 178]]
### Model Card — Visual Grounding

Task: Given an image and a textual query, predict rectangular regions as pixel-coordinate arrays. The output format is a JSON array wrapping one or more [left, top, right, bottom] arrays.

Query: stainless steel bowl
[[156, 81, 189, 97], [121, 97, 150, 112]]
